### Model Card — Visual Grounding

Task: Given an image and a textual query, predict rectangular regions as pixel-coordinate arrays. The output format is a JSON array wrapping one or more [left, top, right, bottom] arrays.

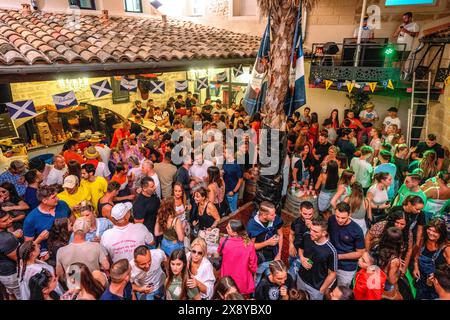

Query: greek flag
[[5, 100, 37, 120], [242, 16, 270, 116], [148, 80, 165, 94], [120, 78, 138, 92], [175, 80, 188, 92], [90, 80, 112, 98], [53, 91, 78, 110], [284, 3, 306, 117]]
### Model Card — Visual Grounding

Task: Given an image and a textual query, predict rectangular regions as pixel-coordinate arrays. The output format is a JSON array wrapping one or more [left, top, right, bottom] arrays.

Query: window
[[68, 0, 96, 10], [124, 0, 143, 13]]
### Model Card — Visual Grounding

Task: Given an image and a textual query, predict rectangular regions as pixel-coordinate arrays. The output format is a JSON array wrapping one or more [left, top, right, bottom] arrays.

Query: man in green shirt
[[393, 173, 427, 206]]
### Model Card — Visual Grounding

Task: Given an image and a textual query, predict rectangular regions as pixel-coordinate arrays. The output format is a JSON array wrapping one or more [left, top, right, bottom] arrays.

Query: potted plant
[[346, 91, 371, 117]]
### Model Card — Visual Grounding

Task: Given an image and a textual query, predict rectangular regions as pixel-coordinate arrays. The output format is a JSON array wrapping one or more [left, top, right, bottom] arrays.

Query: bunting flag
[[337, 82, 343, 91], [233, 65, 244, 78], [148, 80, 165, 94], [358, 82, 366, 92], [216, 71, 228, 84], [196, 77, 208, 90], [52, 91, 78, 110], [175, 80, 188, 93], [325, 80, 333, 91], [382, 80, 388, 90], [368, 82, 377, 93], [284, 2, 306, 117], [5, 100, 37, 120], [314, 77, 322, 86], [445, 76, 450, 87], [120, 77, 138, 91], [387, 79, 394, 90], [90, 80, 112, 98], [346, 81, 355, 93], [243, 16, 270, 116]]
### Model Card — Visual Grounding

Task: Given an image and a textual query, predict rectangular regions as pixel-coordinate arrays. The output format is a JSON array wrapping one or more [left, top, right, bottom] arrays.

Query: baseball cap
[[72, 217, 91, 234], [11, 160, 26, 173], [111, 202, 132, 221], [387, 107, 398, 112], [62, 175, 79, 189]]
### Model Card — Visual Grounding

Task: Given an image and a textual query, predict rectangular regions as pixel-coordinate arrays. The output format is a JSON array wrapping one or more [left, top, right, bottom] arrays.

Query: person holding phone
[[393, 12, 420, 61]]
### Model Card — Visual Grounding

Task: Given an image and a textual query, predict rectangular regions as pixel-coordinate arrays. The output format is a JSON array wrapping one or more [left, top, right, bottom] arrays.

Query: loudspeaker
[[323, 42, 339, 55]]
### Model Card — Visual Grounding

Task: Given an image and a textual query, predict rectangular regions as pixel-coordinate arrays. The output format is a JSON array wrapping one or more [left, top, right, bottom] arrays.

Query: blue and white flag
[[53, 91, 78, 110], [233, 65, 244, 78], [175, 80, 188, 92], [197, 77, 208, 90], [284, 3, 306, 117], [90, 80, 112, 98], [216, 71, 227, 84], [5, 100, 37, 120], [120, 77, 138, 92], [148, 80, 165, 94], [243, 16, 270, 116]]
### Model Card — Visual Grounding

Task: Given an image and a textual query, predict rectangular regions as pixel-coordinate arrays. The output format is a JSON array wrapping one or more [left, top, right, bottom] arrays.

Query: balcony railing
[[308, 39, 406, 83]]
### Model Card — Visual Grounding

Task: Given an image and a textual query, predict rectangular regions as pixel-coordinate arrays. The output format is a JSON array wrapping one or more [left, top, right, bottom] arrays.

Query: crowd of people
[[0, 93, 449, 301]]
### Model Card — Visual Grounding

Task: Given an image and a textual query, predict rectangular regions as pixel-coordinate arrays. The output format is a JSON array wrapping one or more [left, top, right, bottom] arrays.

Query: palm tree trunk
[[261, 3, 298, 130]]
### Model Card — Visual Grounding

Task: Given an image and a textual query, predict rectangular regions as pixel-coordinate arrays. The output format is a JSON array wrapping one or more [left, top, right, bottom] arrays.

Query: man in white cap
[[57, 175, 91, 216], [101, 202, 154, 263], [56, 217, 109, 283]]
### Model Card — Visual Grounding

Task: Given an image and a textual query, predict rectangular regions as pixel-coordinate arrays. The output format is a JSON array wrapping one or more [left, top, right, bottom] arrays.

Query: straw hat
[[364, 102, 375, 109], [84, 146, 100, 160], [88, 136, 101, 143]]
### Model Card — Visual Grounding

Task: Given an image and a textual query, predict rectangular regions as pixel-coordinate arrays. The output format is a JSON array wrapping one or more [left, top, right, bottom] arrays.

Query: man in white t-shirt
[[394, 12, 419, 56], [382, 107, 401, 135], [101, 202, 154, 263], [141, 160, 161, 198], [44, 155, 67, 186], [130, 245, 167, 300], [350, 146, 374, 193], [189, 154, 213, 187]]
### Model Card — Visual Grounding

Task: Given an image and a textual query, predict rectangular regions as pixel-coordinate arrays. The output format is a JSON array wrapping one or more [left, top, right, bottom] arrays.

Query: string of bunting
[[4, 72, 229, 121], [314, 78, 395, 92]]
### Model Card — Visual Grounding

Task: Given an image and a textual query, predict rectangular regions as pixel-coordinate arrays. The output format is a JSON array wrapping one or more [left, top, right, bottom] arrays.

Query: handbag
[[211, 237, 229, 270]]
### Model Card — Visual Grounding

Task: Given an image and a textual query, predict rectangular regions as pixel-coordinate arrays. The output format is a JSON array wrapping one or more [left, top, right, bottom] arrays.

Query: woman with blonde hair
[[71, 201, 113, 243], [187, 237, 216, 300], [408, 150, 438, 183], [344, 182, 370, 234], [218, 219, 257, 298], [154, 197, 185, 257]]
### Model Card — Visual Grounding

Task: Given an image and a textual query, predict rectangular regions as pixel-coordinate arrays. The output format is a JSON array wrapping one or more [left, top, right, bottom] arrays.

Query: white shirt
[[359, 110, 379, 122], [383, 116, 401, 130], [101, 223, 154, 263], [186, 252, 215, 300], [95, 162, 111, 179], [19, 261, 60, 300], [44, 166, 67, 186], [353, 25, 374, 39], [396, 22, 419, 51], [350, 157, 374, 188], [150, 173, 161, 199], [189, 160, 213, 180], [95, 145, 111, 164], [130, 249, 166, 290]]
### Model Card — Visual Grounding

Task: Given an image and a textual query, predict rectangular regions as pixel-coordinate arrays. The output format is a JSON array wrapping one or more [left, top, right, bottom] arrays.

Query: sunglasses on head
[[191, 249, 203, 256]]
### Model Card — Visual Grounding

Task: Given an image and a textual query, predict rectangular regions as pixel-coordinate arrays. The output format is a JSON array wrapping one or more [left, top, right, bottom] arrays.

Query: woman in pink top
[[218, 220, 258, 296]]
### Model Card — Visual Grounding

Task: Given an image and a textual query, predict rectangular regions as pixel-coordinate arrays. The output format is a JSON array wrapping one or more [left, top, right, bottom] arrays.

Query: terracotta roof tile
[[0, 8, 259, 68]]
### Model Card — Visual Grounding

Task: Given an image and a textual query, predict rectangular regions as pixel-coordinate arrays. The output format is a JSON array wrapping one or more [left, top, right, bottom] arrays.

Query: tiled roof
[[0, 9, 260, 67]]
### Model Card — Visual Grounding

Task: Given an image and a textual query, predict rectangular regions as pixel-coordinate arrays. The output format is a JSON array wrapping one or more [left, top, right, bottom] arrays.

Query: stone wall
[[207, 0, 230, 16]]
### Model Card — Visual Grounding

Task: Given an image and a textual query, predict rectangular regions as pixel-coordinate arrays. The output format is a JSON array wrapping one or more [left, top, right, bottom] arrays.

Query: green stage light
[[384, 46, 395, 57]]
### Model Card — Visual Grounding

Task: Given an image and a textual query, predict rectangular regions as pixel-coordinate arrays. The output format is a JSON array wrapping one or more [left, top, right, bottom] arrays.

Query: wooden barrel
[[284, 188, 319, 218]]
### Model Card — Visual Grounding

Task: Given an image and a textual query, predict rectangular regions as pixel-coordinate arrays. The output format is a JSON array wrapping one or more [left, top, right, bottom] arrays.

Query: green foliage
[[346, 91, 371, 116]]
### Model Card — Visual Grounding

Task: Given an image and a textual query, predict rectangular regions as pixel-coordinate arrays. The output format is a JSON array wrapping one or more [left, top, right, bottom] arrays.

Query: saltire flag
[[197, 77, 208, 90], [233, 65, 244, 78], [325, 80, 333, 91], [216, 71, 227, 83], [368, 82, 377, 93], [175, 80, 188, 92], [243, 16, 271, 116], [284, 2, 306, 117], [90, 80, 112, 98], [53, 91, 78, 110], [5, 100, 37, 120], [120, 77, 138, 91], [148, 80, 165, 94]]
